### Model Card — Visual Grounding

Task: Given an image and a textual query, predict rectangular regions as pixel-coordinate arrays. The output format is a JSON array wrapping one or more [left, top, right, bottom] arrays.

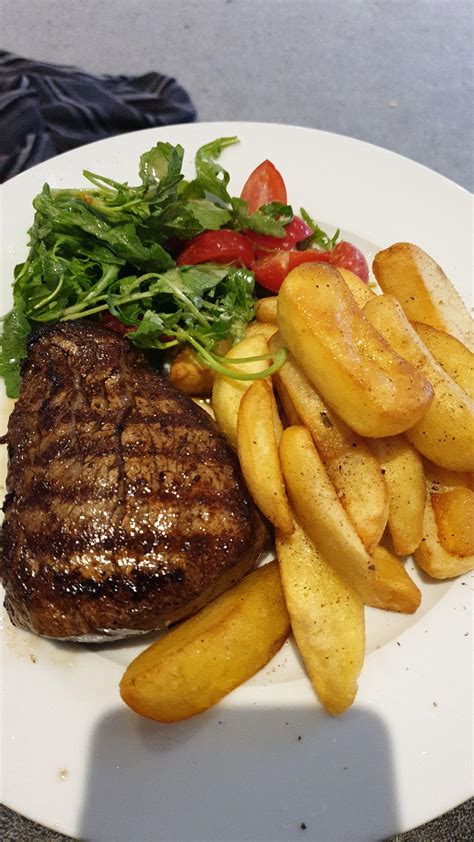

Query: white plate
[[1, 122, 472, 842]]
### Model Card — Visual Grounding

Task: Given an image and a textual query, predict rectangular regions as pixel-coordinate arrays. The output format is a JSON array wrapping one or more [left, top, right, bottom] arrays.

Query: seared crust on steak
[[1, 322, 267, 640]]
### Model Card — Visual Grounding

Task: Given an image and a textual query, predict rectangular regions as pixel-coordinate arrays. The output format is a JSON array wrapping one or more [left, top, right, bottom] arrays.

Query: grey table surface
[[1, 1, 472, 839]]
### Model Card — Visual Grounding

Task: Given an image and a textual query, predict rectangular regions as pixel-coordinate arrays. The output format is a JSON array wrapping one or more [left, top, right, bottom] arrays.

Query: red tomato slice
[[240, 160, 287, 214], [101, 312, 175, 342], [329, 240, 369, 283], [244, 216, 313, 256], [101, 312, 136, 335], [252, 249, 331, 293], [177, 230, 255, 268]]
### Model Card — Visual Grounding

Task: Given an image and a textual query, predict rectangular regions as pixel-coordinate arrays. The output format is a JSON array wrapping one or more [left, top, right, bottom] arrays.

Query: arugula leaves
[[192, 136, 239, 203], [139, 141, 185, 183], [299, 207, 340, 251], [0, 301, 31, 398], [126, 265, 255, 352], [1, 136, 288, 397], [231, 198, 293, 237]]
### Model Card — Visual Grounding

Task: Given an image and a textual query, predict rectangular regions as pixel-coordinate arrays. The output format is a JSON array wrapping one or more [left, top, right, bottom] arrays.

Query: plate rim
[[1, 118, 471, 198]]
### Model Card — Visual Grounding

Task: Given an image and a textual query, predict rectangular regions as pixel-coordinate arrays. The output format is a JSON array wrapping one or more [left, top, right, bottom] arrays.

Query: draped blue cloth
[[0, 51, 196, 182]]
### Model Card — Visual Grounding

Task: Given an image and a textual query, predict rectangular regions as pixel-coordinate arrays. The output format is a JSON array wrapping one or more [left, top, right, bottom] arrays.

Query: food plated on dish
[[1, 135, 472, 726], [1, 122, 473, 842], [2, 320, 267, 641]]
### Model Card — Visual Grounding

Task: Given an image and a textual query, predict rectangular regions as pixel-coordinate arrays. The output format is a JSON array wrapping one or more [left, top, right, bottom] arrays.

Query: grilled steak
[[1, 322, 267, 641]]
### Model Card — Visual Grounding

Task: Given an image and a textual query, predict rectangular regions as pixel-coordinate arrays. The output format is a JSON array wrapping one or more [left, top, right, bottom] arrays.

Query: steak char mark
[[1, 322, 267, 640]]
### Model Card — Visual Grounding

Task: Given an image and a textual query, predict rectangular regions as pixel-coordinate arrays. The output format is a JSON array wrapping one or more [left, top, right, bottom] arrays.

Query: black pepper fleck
[[320, 411, 334, 428]]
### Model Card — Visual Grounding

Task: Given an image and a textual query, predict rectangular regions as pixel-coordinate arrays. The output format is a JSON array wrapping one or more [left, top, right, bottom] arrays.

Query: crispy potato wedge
[[368, 435, 425, 556], [373, 243, 473, 352], [255, 296, 278, 324], [169, 345, 214, 396], [431, 487, 474, 557], [277, 263, 433, 437], [273, 374, 303, 426], [366, 546, 421, 614], [269, 332, 388, 552], [212, 334, 270, 446], [276, 518, 365, 715], [237, 380, 293, 534], [364, 295, 474, 471], [279, 425, 375, 601], [412, 322, 474, 399], [337, 267, 376, 307], [279, 426, 419, 612], [423, 459, 472, 493], [414, 493, 474, 579], [245, 320, 279, 341], [120, 561, 290, 722]]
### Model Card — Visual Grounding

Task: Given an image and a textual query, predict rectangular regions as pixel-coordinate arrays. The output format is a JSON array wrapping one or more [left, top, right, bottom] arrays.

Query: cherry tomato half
[[329, 240, 369, 283], [240, 160, 287, 214], [177, 229, 255, 268], [101, 312, 136, 335], [244, 215, 313, 256], [252, 249, 331, 293]]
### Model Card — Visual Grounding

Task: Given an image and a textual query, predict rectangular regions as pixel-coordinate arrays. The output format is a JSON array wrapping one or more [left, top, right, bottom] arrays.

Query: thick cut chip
[[255, 296, 278, 324], [423, 459, 473, 494], [337, 267, 376, 307], [431, 487, 474, 558], [277, 263, 433, 437], [170, 345, 214, 396], [368, 435, 425, 556], [366, 546, 421, 614], [412, 322, 474, 400], [212, 334, 270, 446], [279, 425, 376, 601], [237, 379, 293, 534], [415, 493, 474, 579], [364, 295, 474, 471], [276, 518, 365, 715], [270, 332, 388, 552], [120, 561, 291, 722], [279, 426, 417, 612], [373, 243, 473, 352], [245, 320, 279, 341]]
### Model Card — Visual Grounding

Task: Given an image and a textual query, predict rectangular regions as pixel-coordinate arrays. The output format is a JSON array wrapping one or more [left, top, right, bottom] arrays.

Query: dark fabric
[[0, 51, 197, 182]]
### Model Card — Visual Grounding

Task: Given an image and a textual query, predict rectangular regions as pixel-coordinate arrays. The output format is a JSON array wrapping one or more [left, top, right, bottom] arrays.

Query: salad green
[[0, 137, 291, 398]]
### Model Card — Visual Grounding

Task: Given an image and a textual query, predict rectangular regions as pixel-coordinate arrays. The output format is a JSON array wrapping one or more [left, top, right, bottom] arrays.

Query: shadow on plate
[[78, 702, 398, 841]]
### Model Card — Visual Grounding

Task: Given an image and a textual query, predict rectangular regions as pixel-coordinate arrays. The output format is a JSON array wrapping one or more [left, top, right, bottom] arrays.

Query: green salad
[[0, 137, 293, 398]]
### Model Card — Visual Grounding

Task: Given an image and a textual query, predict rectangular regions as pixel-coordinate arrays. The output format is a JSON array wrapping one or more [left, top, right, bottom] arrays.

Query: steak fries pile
[[121, 243, 472, 721]]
